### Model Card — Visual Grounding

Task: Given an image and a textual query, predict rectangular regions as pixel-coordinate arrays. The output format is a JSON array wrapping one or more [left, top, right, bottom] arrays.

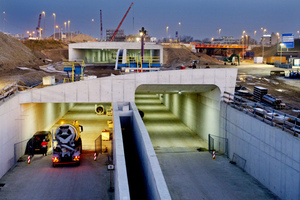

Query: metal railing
[[223, 91, 300, 137]]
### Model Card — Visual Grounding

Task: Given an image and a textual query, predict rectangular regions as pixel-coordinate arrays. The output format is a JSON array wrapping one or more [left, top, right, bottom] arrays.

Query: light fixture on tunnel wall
[[95, 104, 105, 115], [178, 91, 182, 95]]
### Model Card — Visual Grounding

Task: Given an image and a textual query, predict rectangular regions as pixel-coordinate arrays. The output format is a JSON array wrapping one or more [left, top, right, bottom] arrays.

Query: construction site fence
[[231, 153, 247, 171], [95, 134, 102, 155], [208, 134, 228, 156], [222, 91, 300, 137]]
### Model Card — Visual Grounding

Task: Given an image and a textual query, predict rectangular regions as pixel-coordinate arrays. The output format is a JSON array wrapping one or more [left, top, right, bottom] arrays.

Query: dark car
[[25, 131, 52, 155]]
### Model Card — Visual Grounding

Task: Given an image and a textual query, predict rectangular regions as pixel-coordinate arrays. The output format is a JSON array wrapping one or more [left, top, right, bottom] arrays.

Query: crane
[[110, 2, 133, 41], [36, 14, 42, 38]]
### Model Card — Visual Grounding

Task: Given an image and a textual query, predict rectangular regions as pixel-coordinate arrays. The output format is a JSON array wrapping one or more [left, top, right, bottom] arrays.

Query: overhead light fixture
[[178, 91, 182, 95]]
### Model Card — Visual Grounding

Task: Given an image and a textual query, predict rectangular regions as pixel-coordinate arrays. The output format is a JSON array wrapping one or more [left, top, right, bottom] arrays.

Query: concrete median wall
[[0, 99, 74, 179], [220, 102, 300, 200]]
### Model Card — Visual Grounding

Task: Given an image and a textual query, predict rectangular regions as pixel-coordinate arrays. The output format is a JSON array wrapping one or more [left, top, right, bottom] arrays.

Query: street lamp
[[280, 43, 285, 64], [68, 20, 70, 41], [92, 19, 95, 37], [53, 13, 56, 40], [166, 26, 169, 41], [261, 28, 267, 59], [219, 29, 221, 38], [254, 30, 256, 43], [3, 11, 5, 33], [139, 27, 147, 66], [42, 11, 45, 39], [297, 31, 300, 38], [178, 22, 181, 42], [56, 25, 61, 40], [64, 22, 67, 35], [242, 31, 246, 60]]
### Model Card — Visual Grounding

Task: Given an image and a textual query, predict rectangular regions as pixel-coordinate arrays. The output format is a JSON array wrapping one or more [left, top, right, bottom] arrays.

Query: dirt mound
[[0, 32, 36, 70], [251, 45, 278, 57], [163, 44, 222, 67], [72, 34, 97, 42]]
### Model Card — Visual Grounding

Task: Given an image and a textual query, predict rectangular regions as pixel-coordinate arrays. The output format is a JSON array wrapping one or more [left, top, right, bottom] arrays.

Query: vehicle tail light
[[52, 157, 59, 163], [73, 156, 80, 162]]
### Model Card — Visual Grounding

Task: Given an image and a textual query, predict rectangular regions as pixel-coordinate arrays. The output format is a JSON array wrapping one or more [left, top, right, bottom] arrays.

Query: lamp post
[[68, 20, 70, 41], [166, 26, 169, 42], [254, 30, 256, 44], [219, 29, 221, 38], [3, 11, 5, 33], [261, 28, 266, 60], [64, 22, 67, 36], [242, 31, 245, 60], [42, 11, 45, 39], [280, 43, 284, 64], [297, 31, 300, 38], [178, 22, 181, 42], [92, 19, 95, 35], [53, 13, 56, 40], [139, 27, 147, 66], [56, 25, 60, 40]]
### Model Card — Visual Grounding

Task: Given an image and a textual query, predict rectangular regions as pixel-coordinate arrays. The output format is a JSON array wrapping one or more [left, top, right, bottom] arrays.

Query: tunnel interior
[[134, 84, 221, 151]]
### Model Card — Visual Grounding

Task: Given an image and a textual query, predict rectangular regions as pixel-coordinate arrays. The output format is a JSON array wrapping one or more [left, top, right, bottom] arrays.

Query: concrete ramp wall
[[220, 102, 300, 200]]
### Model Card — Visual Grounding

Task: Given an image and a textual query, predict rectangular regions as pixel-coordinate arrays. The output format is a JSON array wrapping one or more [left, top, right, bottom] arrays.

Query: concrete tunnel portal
[[0, 69, 237, 199]]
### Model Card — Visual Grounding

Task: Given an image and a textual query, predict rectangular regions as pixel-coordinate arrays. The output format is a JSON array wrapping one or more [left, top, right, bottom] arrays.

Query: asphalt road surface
[[136, 94, 279, 200]]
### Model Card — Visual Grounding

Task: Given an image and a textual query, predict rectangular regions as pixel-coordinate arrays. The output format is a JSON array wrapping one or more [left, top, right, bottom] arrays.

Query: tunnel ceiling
[[135, 84, 218, 94]]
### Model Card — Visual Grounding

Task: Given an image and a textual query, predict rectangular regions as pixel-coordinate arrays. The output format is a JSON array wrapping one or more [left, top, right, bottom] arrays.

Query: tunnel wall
[[0, 100, 74, 179], [220, 102, 300, 200], [160, 88, 221, 142]]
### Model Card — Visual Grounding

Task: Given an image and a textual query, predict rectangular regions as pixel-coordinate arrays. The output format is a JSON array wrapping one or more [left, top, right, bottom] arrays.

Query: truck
[[52, 120, 83, 167]]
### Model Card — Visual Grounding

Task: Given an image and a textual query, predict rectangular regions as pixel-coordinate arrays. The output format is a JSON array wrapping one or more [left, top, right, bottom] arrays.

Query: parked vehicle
[[25, 131, 51, 155]]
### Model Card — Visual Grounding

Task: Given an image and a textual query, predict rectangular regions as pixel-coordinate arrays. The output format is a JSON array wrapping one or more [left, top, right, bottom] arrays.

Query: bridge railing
[[222, 91, 300, 137]]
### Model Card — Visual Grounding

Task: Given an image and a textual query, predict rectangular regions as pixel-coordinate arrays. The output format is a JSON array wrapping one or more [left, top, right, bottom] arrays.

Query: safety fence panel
[[95, 134, 102, 155], [208, 134, 228, 156], [231, 153, 247, 171]]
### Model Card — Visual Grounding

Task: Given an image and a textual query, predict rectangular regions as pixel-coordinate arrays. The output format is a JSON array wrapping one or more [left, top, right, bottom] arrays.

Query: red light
[[52, 157, 59, 163], [73, 156, 80, 162]]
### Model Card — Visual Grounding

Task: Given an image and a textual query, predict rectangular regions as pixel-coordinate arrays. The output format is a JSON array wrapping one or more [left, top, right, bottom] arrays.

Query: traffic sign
[[282, 33, 294, 48]]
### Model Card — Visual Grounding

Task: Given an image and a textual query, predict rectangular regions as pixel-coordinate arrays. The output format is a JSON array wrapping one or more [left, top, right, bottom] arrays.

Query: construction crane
[[36, 14, 42, 38], [110, 2, 133, 42], [100, 10, 103, 41]]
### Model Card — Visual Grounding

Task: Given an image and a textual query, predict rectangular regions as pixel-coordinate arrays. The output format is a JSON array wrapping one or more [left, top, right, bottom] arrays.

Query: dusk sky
[[1, 0, 300, 41]]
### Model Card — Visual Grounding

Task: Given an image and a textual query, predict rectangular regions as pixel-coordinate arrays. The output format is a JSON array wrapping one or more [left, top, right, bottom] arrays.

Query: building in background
[[106, 29, 126, 41]]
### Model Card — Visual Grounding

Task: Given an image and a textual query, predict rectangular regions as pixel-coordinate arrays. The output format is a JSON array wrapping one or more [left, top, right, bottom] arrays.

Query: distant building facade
[[106, 29, 126, 41]]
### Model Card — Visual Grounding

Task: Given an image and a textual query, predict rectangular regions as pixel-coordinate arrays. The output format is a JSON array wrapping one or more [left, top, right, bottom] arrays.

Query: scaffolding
[[63, 60, 85, 83]]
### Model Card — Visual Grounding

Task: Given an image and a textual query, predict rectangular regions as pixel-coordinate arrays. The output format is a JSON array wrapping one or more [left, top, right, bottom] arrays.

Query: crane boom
[[110, 2, 133, 42]]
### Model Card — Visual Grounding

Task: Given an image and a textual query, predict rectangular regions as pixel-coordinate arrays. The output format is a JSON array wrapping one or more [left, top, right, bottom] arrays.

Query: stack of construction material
[[253, 86, 268, 102]]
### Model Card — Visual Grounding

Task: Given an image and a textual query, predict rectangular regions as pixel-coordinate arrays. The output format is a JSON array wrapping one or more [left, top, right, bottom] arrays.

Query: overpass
[[1, 68, 298, 199]]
